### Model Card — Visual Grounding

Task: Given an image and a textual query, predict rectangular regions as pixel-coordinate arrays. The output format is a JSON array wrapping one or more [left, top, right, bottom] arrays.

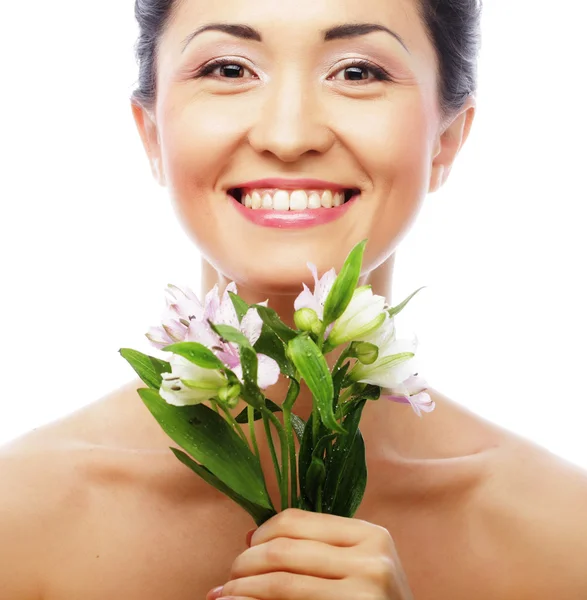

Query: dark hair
[[131, 0, 482, 120]]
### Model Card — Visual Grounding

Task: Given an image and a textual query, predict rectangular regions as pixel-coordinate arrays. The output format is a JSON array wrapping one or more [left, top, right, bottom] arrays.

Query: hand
[[206, 507, 414, 600]]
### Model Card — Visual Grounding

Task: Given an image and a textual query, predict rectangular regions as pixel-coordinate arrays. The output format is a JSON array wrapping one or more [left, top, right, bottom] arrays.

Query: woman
[[1, 0, 587, 598]]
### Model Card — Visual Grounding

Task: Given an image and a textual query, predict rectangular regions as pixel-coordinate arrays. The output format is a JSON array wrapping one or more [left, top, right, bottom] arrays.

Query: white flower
[[160, 354, 228, 406], [349, 315, 434, 416], [382, 374, 435, 417], [326, 285, 387, 346]]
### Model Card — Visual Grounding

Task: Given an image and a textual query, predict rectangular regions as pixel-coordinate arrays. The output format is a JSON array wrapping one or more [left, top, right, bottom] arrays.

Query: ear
[[131, 101, 166, 187], [428, 97, 476, 194]]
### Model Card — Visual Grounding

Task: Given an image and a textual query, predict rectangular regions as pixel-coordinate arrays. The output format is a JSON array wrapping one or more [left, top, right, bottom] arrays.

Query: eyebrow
[[180, 22, 410, 54]]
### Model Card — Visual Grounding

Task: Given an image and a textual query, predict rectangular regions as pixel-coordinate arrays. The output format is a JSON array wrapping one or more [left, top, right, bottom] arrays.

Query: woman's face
[[135, 0, 473, 293]]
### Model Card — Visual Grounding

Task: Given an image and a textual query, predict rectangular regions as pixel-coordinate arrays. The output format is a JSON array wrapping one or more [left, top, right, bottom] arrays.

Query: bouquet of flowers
[[119, 240, 434, 526]]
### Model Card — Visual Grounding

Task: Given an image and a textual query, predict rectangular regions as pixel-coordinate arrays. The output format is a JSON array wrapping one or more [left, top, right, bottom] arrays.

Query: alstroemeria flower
[[148, 282, 280, 406], [349, 315, 434, 417], [185, 282, 280, 389], [326, 285, 387, 346], [160, 353, 229, 406], [294, 262, 337, 334], [146, 283, 204, 350], [382, 373, 435, 417]]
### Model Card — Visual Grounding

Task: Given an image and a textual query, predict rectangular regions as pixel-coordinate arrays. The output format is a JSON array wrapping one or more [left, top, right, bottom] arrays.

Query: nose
[[247, 75, 335, 162]]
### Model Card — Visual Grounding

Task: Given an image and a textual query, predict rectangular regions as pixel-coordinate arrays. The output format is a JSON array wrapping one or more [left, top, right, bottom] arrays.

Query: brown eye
[[343, 66, 369, 81], [330, 60, 392, 83], [195, 59, 257, 80], [217, 64, 245, 78]]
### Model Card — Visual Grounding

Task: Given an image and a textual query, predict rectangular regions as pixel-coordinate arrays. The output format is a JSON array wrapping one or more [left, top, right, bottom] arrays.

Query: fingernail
[[246, 528, 256, 547], [208, 585, 224, 598]]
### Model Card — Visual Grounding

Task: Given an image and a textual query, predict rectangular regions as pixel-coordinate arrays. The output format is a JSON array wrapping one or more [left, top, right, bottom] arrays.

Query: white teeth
[[272, 190, 290, 210], [261, 192, 272, 208], [308, 192, 322, 209], [239, 188, 354, 210], [321, 190, 333, 208], [252, 191, 262, 209], [290, 190, 309, 210]]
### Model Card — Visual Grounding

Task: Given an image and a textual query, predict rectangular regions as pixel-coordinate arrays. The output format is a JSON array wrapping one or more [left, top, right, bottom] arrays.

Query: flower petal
[[164, 283, 203, 321], [241, 307, 264, 346], [256, 354, 280, 389]]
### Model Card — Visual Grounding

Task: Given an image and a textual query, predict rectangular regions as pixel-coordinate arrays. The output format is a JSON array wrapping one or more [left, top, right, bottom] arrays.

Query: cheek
[[157, 94, 249, 194], [334, 92, 433, 185]]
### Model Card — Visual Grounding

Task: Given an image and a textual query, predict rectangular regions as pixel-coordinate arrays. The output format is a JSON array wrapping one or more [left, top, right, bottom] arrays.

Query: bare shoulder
[[478, 435, 587, 599], [0, 385, 130, 599], [0, 433, 84, 599]]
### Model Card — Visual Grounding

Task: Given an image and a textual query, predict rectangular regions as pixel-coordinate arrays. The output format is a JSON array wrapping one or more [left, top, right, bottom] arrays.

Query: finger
[[206, 585, 225, 600], [231, 537, 366, 580], [250, 507, 383, 548], [219, 571, 343, 600]]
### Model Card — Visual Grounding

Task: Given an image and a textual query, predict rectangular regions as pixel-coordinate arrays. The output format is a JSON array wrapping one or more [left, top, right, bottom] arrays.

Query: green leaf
[[254, 324, 296, 379], [306, 456, 326, 506], [228, 291, 249, 323], [138, 388, 272, 509], [208, 322, 252, 349], [298, 412, 328, 511], [171, 447, 276, 526], [290, 413, 306, 445], [161, 342, 225, 370], [283, 378, 301, 412], [238, 346, 264, 408], [322, 239, 367, 327], [322, 399, 368, 517], [288, 334, 345, 434], [332, 362, 351, 414], [235, 398, 282, 424], [118, 348, 171, 390], [387, 286, 427, 319], [252, 304, 298, 343]]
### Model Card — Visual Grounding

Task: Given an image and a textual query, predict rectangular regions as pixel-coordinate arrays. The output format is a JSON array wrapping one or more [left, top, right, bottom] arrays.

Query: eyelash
[[193, 57, 393, 83]]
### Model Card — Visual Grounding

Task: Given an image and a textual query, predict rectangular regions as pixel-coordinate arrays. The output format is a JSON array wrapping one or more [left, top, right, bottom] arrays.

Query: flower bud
[[218, 383, 241, 407], [352, 341, 379, 365], [294, 308, 322, 335]]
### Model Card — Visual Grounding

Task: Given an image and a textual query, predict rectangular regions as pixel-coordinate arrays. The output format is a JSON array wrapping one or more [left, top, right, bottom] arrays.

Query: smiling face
[[132, 0, 475, 294]]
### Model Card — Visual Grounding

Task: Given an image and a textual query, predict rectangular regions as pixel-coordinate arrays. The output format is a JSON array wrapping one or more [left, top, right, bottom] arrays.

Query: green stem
[[260, 406, 289, 511], [249, 404, 275, 513], [332, 346, 354, 379], [247, 405, 261, 463], [312, 400, 320, 448], [283, 408, 298, 508], [316, 484, 323, 513], [217, 402, 249, 447], [261, 411, 282, 500]]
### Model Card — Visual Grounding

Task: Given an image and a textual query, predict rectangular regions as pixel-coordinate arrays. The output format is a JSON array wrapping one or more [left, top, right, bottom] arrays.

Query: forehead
[[163, 0, 432, 55]]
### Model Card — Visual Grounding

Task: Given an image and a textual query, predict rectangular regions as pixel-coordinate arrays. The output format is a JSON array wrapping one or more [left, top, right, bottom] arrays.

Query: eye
[[193, 58, 258, 80], [329, 60, 393, 83]]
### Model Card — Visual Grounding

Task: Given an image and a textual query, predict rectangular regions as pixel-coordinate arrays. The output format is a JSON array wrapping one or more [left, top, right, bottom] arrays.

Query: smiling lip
[[230, 178, 351, 191], [229, 191, 359, 230]]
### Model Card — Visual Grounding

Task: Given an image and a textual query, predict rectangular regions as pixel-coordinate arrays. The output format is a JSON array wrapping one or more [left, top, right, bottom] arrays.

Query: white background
[[1, 2, 586, 467]]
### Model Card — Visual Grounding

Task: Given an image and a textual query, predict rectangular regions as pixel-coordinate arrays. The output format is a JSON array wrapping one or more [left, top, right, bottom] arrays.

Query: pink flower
[[294, 262, 337, 320], [145, 283, 203, 350], [147, 282, 280, 394], [382, 374, 435, 418]]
